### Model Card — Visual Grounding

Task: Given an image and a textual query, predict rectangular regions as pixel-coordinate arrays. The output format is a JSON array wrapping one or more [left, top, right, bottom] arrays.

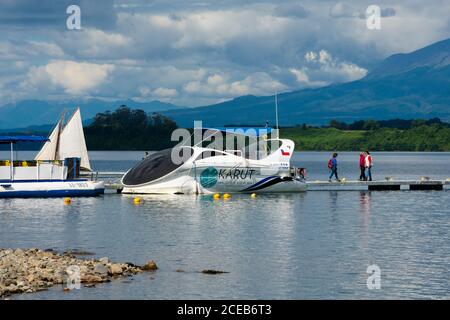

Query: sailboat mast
[[55, 110, 65, 160]]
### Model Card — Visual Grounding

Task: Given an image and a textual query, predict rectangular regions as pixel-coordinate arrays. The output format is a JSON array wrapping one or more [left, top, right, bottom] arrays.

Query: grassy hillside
[[282, 125, 450, 151]]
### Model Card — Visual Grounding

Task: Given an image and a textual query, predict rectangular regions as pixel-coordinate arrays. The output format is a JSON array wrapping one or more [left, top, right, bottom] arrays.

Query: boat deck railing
[[0, 160, 64, 167], [0, 161, 67, 181]]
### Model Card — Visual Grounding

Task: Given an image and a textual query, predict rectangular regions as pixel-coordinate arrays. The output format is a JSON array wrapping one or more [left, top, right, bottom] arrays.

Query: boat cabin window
[[195, 150, 227, 160], [265, 139, 281, 155], [224, 150, 242, 157]]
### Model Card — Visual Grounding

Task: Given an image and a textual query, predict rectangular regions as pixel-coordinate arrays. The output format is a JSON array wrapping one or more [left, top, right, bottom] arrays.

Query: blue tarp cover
[[202, 127, 273, 137], [0, 135, 49, 144]]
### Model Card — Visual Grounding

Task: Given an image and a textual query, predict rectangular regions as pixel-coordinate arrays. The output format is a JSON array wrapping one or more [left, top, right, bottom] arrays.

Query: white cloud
[[138, 86, 151, 97], [304, 51, 317, 62], [58, 29, 131, 59], [153, 87, 179, 98], [0, 0, 448, 106], [117, 9, 292, 55], [29, 41, 64, 58], [330, 2, 397, 19], [0, 40, 65, 60], [318, 50, 332, 64], [26, 60, 115, 95], [289, 68, 328, 87], [292, 50, 367, 86], [290, 68, 309, 83], [329, 2, 358, 18], [139, 86, 178, 98], [183, 72, 286, 97]]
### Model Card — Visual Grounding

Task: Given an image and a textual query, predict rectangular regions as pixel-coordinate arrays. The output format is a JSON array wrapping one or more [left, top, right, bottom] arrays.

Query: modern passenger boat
[[121, 127, 307, 194], [0, 109, 104, 198]]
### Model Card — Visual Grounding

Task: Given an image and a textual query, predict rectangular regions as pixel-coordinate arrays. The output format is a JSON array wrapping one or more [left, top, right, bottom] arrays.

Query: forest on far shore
[[2, 106, 449, 152], [85, 106, 450, 151]]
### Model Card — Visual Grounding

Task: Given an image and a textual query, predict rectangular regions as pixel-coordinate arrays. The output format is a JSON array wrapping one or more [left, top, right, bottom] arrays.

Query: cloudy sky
[[0, 0, 449, 106]]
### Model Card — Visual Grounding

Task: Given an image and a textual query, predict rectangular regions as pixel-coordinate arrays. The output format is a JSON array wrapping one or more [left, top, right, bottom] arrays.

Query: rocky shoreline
[[0, 248, 157, 298]]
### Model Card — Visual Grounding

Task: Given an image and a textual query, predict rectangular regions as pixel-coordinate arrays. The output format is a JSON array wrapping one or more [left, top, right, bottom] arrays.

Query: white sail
[[34, 120, 61, 161], [58, 108, 92, 171], [35, 108, 92, 171]]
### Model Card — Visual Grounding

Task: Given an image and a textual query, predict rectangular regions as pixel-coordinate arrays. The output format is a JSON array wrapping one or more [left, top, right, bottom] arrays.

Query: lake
[[1, 151, 449, 299]]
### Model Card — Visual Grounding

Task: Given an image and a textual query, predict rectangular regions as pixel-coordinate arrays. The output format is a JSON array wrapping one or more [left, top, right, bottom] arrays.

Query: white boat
[[0, 109, 104, 198], [121, 127, 307, 194]]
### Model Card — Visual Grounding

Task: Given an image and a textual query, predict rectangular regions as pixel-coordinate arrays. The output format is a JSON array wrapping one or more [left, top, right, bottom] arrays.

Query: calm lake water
[[1, 151, 449, 299]]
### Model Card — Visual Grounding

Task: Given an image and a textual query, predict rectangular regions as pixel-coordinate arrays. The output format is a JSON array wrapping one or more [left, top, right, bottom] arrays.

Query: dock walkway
[[307, 179, 449, 191], [90, 172, 449, 193]]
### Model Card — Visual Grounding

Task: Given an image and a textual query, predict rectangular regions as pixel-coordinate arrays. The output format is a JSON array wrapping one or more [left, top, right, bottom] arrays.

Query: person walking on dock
[[359, 152, 366, 181], [365, 151, 373, 181], [328, 153, 340, 182]]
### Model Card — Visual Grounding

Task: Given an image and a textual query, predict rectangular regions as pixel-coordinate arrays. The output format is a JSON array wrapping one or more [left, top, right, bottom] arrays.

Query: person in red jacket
[[359, 152, 366, 181], [365, 151, 373, 181]]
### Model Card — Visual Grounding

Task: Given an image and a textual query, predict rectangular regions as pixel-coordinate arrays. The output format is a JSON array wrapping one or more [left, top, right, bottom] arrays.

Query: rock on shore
[[0, 248, 151, 298]]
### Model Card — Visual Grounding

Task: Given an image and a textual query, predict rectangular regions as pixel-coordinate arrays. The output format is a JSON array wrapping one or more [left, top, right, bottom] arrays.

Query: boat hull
[[0, 180, 105, 198], [122, 174, 307, 195], [121, 140, 307, 195]]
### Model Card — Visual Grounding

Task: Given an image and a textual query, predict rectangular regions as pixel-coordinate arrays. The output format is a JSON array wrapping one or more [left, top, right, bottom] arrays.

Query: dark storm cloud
[[0, 0, 117, 29], [274, 3, 309, 19], [381, 7, 396, 17], [0, 0, 448, 106]]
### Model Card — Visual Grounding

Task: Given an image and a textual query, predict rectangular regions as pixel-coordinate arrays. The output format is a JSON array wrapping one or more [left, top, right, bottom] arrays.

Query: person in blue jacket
[[328, 153, 340, 182]]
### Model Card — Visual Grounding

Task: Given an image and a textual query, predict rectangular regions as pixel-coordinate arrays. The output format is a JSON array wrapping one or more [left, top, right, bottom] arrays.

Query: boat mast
[[275, 92, 279, 138], [10, 142, 13, 181], [54, 110, 66, 160]]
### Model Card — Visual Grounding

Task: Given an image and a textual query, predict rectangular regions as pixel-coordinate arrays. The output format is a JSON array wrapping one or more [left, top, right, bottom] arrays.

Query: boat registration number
[[68, 182, 89, 189]]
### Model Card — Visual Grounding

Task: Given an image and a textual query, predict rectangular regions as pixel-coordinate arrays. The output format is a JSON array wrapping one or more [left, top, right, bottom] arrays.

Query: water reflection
[[359, 191, 372, 221]]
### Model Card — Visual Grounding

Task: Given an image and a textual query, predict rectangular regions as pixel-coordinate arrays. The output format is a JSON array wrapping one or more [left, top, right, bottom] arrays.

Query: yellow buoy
[[63, 197, 71, 205], [213, 193, 220, 200], [250, 193, 257, 198], [223, 193, 231, 199], [133, 197, 142, 204]]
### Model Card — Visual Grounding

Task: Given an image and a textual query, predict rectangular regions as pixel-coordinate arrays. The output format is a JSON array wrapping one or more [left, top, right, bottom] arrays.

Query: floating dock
[[82, 172, 124, 193], [92, 172, 449, 193], [307, 179, 450, 191]]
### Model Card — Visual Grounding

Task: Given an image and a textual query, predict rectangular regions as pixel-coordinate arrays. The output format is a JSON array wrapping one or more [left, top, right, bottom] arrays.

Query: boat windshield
[[122, 148, 191, 186], [197, 127, 279, 160]]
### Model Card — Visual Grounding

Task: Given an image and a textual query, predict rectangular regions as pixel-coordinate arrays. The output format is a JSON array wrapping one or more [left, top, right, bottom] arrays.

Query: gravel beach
[[0, 248, 157, 298]]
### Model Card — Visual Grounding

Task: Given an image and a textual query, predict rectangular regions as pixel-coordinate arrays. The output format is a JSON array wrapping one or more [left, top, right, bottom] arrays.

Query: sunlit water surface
[[0, 151, 449, 299]]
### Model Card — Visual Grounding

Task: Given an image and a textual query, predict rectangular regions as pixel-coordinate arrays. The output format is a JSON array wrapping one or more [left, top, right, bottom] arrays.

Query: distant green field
[[281, 125, 450, 151]]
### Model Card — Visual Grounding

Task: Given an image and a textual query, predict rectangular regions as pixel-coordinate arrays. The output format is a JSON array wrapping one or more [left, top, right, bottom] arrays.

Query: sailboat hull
[[0, 180, 104, 198]]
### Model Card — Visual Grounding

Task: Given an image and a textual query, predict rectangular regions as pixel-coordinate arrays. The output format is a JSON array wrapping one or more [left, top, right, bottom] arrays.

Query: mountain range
[[162, 38, 450, 127], [0, 99, 182, 130], [1, 38, 449, 130]]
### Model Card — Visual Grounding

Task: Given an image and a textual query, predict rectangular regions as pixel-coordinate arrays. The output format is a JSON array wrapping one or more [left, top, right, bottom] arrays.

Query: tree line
[[326, 118, 448, 131], [84, 105, 178, 150], [284, 119, 450, 152]]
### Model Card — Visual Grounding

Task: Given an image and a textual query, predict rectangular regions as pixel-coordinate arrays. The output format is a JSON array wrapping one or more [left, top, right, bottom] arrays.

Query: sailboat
[[35, 108, 91, 171], [0, 108, 104, 198]]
